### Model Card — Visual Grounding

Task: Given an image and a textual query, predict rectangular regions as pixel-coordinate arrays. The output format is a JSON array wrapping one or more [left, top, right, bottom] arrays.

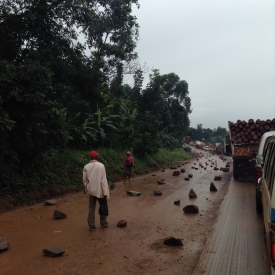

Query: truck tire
[[256, 193, 263, 214]]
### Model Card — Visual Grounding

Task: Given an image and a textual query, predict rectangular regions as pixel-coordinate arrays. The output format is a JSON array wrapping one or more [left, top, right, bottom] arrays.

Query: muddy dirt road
[[0, 151, 269, 275]]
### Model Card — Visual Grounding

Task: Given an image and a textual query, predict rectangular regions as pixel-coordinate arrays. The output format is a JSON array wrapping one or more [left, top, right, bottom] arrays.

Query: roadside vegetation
[[0, 1, 226, 210], [0, 148, 193, 210]]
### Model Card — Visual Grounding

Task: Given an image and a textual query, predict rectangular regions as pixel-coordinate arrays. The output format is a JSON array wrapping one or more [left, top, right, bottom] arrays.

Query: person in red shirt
[[123, 151, 134, 181]]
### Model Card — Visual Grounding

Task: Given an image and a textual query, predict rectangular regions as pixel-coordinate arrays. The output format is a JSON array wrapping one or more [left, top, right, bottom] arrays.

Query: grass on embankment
[[44, 147, 194, 187], [1, 148, 194, 208]]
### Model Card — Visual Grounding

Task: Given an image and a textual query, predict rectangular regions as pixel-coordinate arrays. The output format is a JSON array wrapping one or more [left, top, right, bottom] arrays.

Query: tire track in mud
[[192, 177, 270, 275]]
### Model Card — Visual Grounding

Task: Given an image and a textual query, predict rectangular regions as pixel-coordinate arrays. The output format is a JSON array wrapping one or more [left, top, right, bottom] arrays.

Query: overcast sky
[[128, 0, 275, 130]]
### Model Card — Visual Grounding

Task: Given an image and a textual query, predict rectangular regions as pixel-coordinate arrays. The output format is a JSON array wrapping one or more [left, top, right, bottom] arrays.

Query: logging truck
[[227, 119, 275, 179]]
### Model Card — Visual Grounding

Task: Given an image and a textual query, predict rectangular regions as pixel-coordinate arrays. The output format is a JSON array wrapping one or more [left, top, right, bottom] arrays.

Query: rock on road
[[0, 150, 271, 274]]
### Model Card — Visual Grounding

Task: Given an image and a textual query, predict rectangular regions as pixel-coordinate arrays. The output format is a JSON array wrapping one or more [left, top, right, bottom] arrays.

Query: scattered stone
[[183, 205, 199, 213], [213, 167, 219, 170], [188, 174, 193, 178], [170, 166, 177, 170], [222, 168, 230, 172], [44, 199, 56, 205], [152, 174, 156, 176], [161, 169, 165, 172], [226, 164, 230, 168], [164, 236, 183, 246], [174, 200, 180, 205], [153, 190, 162, 196], [117, 220, 127, 227], [157, 180, 166, 185], [188, 189, 197, 199], [110, 182, 115, 190], [0, 237, 10, 251], [204, 167, 206, 170], [173, 171, 180, 176], [126, 190, 141, 196], [184, 178, 190, 181], [214, 176, 222, 181], [53, 210, 67, 220], [43, 247, 65, 257], [210, 182, 218, 192], [181, 169, 185, 173], [195, 168, 198, 170]]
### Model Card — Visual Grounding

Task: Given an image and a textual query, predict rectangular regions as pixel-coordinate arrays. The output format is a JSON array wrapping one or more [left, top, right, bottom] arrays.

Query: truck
[[195, 141, 205, 149], [226, 119, 275, 179]]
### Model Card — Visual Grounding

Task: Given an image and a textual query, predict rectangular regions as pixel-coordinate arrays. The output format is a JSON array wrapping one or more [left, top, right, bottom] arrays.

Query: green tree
[[0, 0, 140, 165]]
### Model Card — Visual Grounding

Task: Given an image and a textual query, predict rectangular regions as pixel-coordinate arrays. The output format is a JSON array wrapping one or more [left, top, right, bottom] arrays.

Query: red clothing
[[124, 155, 134, 168]]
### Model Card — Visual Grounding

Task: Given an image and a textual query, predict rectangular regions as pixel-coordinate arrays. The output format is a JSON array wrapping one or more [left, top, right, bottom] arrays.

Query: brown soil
[[0, 150, 231, 275]]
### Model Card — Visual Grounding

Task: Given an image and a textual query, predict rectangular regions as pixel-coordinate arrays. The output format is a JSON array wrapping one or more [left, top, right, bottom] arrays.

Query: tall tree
[[0, 0, 140, 167]]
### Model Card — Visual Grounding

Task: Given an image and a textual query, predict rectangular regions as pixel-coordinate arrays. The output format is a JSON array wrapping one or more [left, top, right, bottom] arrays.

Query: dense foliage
[[0, 0, 192, 191], [187, 124, 228, 144]]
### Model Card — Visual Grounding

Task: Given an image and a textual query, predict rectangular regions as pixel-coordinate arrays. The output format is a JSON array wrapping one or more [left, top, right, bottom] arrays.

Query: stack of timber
[[228, 118, 275, 144]]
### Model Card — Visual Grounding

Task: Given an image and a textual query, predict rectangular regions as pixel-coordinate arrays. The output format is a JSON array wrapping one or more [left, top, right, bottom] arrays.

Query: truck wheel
[[256, 193, 263, 214], [233, 162, 240, 180], [233, 166, 239, 180]]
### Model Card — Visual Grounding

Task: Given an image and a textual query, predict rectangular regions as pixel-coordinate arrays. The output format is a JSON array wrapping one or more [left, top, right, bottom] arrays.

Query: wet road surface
[[192, 172, 271, 275], [0, 151, 271, 274]]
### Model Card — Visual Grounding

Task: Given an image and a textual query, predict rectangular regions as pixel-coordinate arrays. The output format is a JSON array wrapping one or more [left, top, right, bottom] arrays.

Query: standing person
[[83, 150, 110, 231], [123, 151, 134, 181]]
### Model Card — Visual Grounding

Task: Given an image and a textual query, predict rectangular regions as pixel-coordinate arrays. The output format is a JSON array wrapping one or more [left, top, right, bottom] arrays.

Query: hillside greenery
[[2, 148, 194, 207], [0, 0, 192, 193]]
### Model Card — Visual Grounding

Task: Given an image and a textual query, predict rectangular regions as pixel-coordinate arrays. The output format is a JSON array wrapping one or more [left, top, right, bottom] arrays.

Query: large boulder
[[126, 191, 141, 196], [0, 237, 10, 252], [157, 180, 166, 185], [117, 220, 127, 227], [164, 236, 183, 246], [174, 200, 180, 205], [210, 182, 218, 192], [53, 210, 67, 220], [183, 205, 199, 213], [153, 190, 162, 196], [43, 247, 65, 257], [173, 171, 180, 176], [188, 189, 197, 199], [44, 199, 56, 205]]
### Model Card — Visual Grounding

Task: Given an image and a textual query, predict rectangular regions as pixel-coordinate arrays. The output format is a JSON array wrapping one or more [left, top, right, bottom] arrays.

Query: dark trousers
[[87, 195, 107, 228]]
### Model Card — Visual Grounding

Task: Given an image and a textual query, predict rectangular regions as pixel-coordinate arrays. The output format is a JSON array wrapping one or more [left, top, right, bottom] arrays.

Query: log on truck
[[226, 118, 275, 179]]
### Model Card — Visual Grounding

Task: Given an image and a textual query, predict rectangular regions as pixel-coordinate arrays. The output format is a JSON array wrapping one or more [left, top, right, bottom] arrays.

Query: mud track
[[0, 151, 231, 275]]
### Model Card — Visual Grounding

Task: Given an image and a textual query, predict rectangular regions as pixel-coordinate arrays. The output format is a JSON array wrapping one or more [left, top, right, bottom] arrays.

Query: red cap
[[90, 151, 99, 158]]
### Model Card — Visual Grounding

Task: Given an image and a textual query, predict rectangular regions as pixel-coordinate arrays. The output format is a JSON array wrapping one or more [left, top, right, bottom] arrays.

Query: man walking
[[123, 151, 134, 181], [83, 150, 110, 231]]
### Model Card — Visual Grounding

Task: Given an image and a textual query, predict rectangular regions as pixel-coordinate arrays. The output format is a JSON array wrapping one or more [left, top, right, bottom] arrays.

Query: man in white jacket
[[83, 150, 110, 231]]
